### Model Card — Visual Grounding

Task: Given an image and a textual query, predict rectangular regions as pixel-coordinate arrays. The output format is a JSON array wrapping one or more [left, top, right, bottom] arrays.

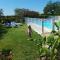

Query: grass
[[0, 24, 40, 60]]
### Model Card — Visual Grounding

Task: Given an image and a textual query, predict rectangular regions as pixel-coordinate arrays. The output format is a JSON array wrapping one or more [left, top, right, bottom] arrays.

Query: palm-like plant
[[33, 36, 49, 60], [54, 21, 60, 31], [32, 34, 59, 60]]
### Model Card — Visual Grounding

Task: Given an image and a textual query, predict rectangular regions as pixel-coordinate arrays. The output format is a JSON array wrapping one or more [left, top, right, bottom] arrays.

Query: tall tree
[[43, 1, 60, 31], [0, 9, 4, 23], [14, 8, 28, 23], [14, 8, 40, 23], [0, 9, 4, 16], [0, 9, 6, 38], [43, 2, 60, 15]]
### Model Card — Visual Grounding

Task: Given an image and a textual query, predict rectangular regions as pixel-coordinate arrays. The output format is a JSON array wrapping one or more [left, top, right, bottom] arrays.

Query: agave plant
[[54, 21, 60, 32], [32, 34, 59, 60], [32, 36, 49, 60]]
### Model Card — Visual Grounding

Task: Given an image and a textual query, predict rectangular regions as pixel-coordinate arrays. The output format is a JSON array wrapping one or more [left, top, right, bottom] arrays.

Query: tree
[[0, 9, 4, 17], [43, 2, 60, 15], [15, 8, 26, 23], [43, 2, 60, 32], [0, 9, 6, 38], [0, 9, 4, 23], [14, 8, 40, 23]]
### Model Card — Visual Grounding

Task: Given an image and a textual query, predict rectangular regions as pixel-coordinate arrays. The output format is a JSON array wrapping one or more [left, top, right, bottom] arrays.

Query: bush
[[0, 23, 7, 39], [2, 48, 12, 56], [0, 48, 13, 60], [47, 35, 55, 46], [51, 30, 56, 33]]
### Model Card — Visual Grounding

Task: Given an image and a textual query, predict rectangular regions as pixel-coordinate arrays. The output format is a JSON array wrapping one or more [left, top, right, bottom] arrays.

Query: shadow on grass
[[0, 25, 11, 40]]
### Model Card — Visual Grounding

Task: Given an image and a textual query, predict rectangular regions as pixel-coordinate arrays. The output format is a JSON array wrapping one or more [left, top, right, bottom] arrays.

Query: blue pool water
[[26, 18, 53, 30]]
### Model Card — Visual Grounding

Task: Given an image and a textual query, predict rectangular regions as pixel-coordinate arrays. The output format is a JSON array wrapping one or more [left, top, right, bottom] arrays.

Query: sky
[[0, 0, 59, 15]]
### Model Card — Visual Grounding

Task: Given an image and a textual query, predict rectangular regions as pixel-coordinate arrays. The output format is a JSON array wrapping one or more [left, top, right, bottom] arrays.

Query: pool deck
[[27, 23, 52, 35]]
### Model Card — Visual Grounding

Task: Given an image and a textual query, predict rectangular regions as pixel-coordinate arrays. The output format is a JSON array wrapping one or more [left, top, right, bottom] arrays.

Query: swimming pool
[[26, 18, 53, 30]]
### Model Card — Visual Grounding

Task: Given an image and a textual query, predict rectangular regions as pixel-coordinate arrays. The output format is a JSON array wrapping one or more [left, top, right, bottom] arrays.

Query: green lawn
[[0, 24, 40, 60]]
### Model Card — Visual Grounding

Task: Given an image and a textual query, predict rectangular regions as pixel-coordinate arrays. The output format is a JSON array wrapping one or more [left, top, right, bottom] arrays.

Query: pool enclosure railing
[[25, 16, 60, 34]]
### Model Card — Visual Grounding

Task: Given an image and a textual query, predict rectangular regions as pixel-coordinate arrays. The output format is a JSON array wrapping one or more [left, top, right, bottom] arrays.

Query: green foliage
[[0, 25, 39, 60], [0, 24, 7, 36], [15, 8, 40, 17], [32, 34, 60, 60], [44, 2, 60, 15], [0, 9, 4, 16], [0, 24, 60, 60], [2, 48, 12, 56], [47, 35, 55, 47], [54, 21, 60, 31]]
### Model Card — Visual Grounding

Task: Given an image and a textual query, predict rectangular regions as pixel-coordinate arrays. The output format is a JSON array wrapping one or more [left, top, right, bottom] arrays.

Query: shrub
[[0, 23, 7, 38], [2, 48, 12, 56]]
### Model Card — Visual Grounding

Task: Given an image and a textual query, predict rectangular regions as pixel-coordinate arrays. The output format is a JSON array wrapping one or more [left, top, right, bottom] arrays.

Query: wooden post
[[52, 16, 55, 31], [42, 20, 44, 34]]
